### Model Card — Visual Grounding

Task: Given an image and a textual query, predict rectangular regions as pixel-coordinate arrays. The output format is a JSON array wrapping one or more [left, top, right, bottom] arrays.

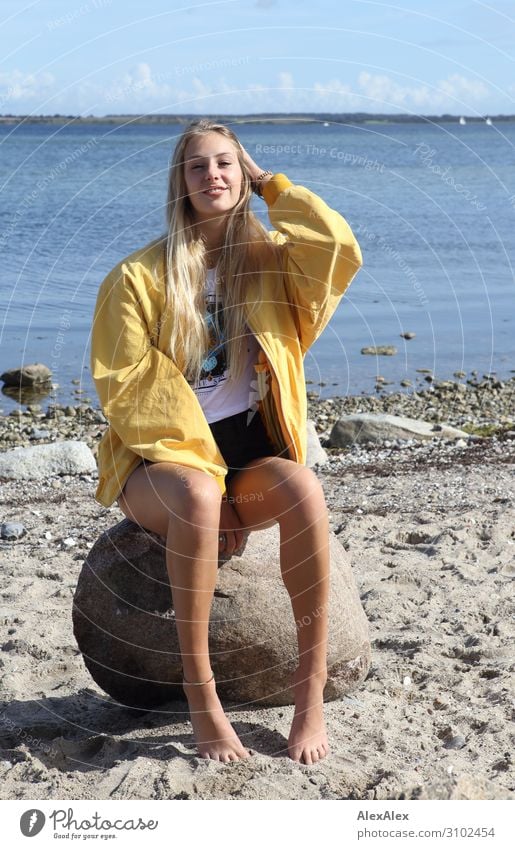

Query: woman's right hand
[[219, 496, 249, 557]]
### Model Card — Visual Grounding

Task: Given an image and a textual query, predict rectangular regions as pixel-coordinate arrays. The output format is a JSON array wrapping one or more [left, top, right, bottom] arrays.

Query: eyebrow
[[186, 151, 235, 160]]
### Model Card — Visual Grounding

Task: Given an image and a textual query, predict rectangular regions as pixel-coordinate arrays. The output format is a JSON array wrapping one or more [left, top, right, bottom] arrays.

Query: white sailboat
[[485, 117, 493, 125], [459, 116, 466, 125]]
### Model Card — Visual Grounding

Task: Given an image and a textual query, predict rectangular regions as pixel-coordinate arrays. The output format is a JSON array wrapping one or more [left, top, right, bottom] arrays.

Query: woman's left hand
[[218, 496, 249, 557], [240, 146, 261, 180]]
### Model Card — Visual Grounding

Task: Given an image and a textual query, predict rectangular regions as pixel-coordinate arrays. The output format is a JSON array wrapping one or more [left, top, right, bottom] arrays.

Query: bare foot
[[182, 677, 251, 763], [287, 668, 329, 765]]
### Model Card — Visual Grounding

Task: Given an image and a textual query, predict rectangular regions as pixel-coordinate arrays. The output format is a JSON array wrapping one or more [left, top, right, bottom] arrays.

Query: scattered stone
[[329, 414, 469, 448], [361, 346, 397, 356], [73, 520, 371, 708], [0, 363, 52, 387], [29, 428, 50, 440], [0, 522, 26, 541], [443, 735, 467, 750], [400, 379, 412, 387], [0, 441, 96, 480], [306, 419, 328, 468]]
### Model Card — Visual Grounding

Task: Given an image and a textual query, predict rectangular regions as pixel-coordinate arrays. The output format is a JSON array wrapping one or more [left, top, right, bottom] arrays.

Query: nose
[[205, 159, 221, 181]]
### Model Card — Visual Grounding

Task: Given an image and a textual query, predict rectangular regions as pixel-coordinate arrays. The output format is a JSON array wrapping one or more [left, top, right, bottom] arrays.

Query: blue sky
[[1, 0, 514, 116]]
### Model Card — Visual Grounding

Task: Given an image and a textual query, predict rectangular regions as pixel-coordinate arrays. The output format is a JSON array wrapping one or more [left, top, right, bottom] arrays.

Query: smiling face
[[183, 132, 243, 223]]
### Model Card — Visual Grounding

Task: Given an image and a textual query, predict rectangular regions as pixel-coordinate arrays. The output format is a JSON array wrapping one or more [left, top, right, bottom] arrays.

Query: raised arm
[[266, 175, 362, 354], [241, 148, 363, 354]]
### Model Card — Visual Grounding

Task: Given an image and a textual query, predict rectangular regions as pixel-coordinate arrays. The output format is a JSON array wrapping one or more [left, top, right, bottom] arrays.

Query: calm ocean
[[1, 119, 514, 413]]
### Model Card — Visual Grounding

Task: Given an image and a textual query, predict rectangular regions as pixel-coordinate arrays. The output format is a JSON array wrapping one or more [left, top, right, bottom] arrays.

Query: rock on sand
[[73, 520, 370, 708]]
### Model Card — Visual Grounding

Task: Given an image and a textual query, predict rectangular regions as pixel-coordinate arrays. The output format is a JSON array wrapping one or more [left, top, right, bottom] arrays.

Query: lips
[[203, 187, 226, 196]]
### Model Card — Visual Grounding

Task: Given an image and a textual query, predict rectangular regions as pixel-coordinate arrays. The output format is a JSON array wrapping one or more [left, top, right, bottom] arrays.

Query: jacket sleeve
[[90, 261, 227, 490], [262, 173, 363, 354]]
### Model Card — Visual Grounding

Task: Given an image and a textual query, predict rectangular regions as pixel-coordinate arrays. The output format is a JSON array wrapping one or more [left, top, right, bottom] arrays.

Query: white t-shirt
[[188, 266, 261, 424]]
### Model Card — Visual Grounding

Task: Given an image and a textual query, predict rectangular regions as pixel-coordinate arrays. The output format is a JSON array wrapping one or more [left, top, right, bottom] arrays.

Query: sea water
[[1, 118, 514, 411]]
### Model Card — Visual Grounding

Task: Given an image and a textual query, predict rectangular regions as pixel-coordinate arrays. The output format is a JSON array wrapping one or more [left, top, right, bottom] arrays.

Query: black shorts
[[209, 407, 282, 485]]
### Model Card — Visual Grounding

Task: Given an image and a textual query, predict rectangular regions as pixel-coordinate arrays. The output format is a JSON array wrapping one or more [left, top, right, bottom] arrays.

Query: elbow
[[337, 235, 363, 278], [352, 237, 363, 271]]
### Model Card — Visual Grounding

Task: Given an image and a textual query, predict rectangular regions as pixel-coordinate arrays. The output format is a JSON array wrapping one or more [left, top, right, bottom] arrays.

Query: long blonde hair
[[165, 118, 281, 385]]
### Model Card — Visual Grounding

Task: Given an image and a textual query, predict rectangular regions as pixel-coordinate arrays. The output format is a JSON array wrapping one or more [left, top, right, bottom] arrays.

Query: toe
[[302, 749, 313, 765]]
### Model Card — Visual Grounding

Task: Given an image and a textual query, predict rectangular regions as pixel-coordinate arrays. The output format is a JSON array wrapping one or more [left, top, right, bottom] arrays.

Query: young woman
[[91, 119, 362, 765]]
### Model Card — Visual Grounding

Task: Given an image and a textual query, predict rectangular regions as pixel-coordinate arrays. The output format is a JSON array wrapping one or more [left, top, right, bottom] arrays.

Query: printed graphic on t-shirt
[[192, 289, 228, 394]]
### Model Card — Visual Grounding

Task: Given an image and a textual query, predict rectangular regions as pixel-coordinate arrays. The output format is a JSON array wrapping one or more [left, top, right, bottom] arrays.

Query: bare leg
[[226, 456, 330, 765], [118, 462, 250, 762]]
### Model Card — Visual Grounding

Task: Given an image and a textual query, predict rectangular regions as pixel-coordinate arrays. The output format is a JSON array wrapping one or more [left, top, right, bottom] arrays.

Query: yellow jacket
[[90, 173, 362, 507]]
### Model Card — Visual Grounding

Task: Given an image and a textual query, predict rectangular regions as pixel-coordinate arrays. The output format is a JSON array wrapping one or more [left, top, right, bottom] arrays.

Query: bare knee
[[285, 464, 327, 516], [177, 473, 222, 526], [267, 460, 327, 519], [118, 463, 222, 538], [261, 458, 322, 495]]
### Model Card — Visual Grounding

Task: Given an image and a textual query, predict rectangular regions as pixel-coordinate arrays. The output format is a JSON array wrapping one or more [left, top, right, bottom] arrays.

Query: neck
[[194, 214, 227, 255]]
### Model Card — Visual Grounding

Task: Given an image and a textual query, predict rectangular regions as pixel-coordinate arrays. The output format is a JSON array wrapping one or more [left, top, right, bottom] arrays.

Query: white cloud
[[278, 71, 294, 90], [357, 71, 491, 111], [437, 73, 490, 104], [98, 67, 494, 114], [312, 78, 357, 109], [4, 64, 498, 116], [102, 62, 175, 106], [0, 70, 55, 108]]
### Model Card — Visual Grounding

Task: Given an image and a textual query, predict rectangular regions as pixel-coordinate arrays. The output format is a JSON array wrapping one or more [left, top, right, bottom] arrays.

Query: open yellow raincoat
[[90, 173, 362, 507]]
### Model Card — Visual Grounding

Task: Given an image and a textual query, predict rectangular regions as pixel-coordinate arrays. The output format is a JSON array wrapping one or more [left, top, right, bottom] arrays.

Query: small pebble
[[443, 735, 466, 750], [29, 428, 50, 440], [1, 522, 26, 541]]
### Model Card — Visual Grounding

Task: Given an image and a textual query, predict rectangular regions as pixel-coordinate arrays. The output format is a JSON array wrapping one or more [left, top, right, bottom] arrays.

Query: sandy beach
[[0, 379, 514, 800]]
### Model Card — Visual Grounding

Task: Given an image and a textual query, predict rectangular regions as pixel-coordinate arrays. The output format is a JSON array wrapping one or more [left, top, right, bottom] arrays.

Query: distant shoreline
[[1, 112, 514, 126]]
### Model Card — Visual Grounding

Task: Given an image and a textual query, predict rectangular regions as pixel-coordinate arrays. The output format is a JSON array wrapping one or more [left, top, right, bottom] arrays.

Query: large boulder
[[73, 520, 370, 708], [0, 441, 96, 480], [0, 363, 52, 386], [330, 413, 469, 447]]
